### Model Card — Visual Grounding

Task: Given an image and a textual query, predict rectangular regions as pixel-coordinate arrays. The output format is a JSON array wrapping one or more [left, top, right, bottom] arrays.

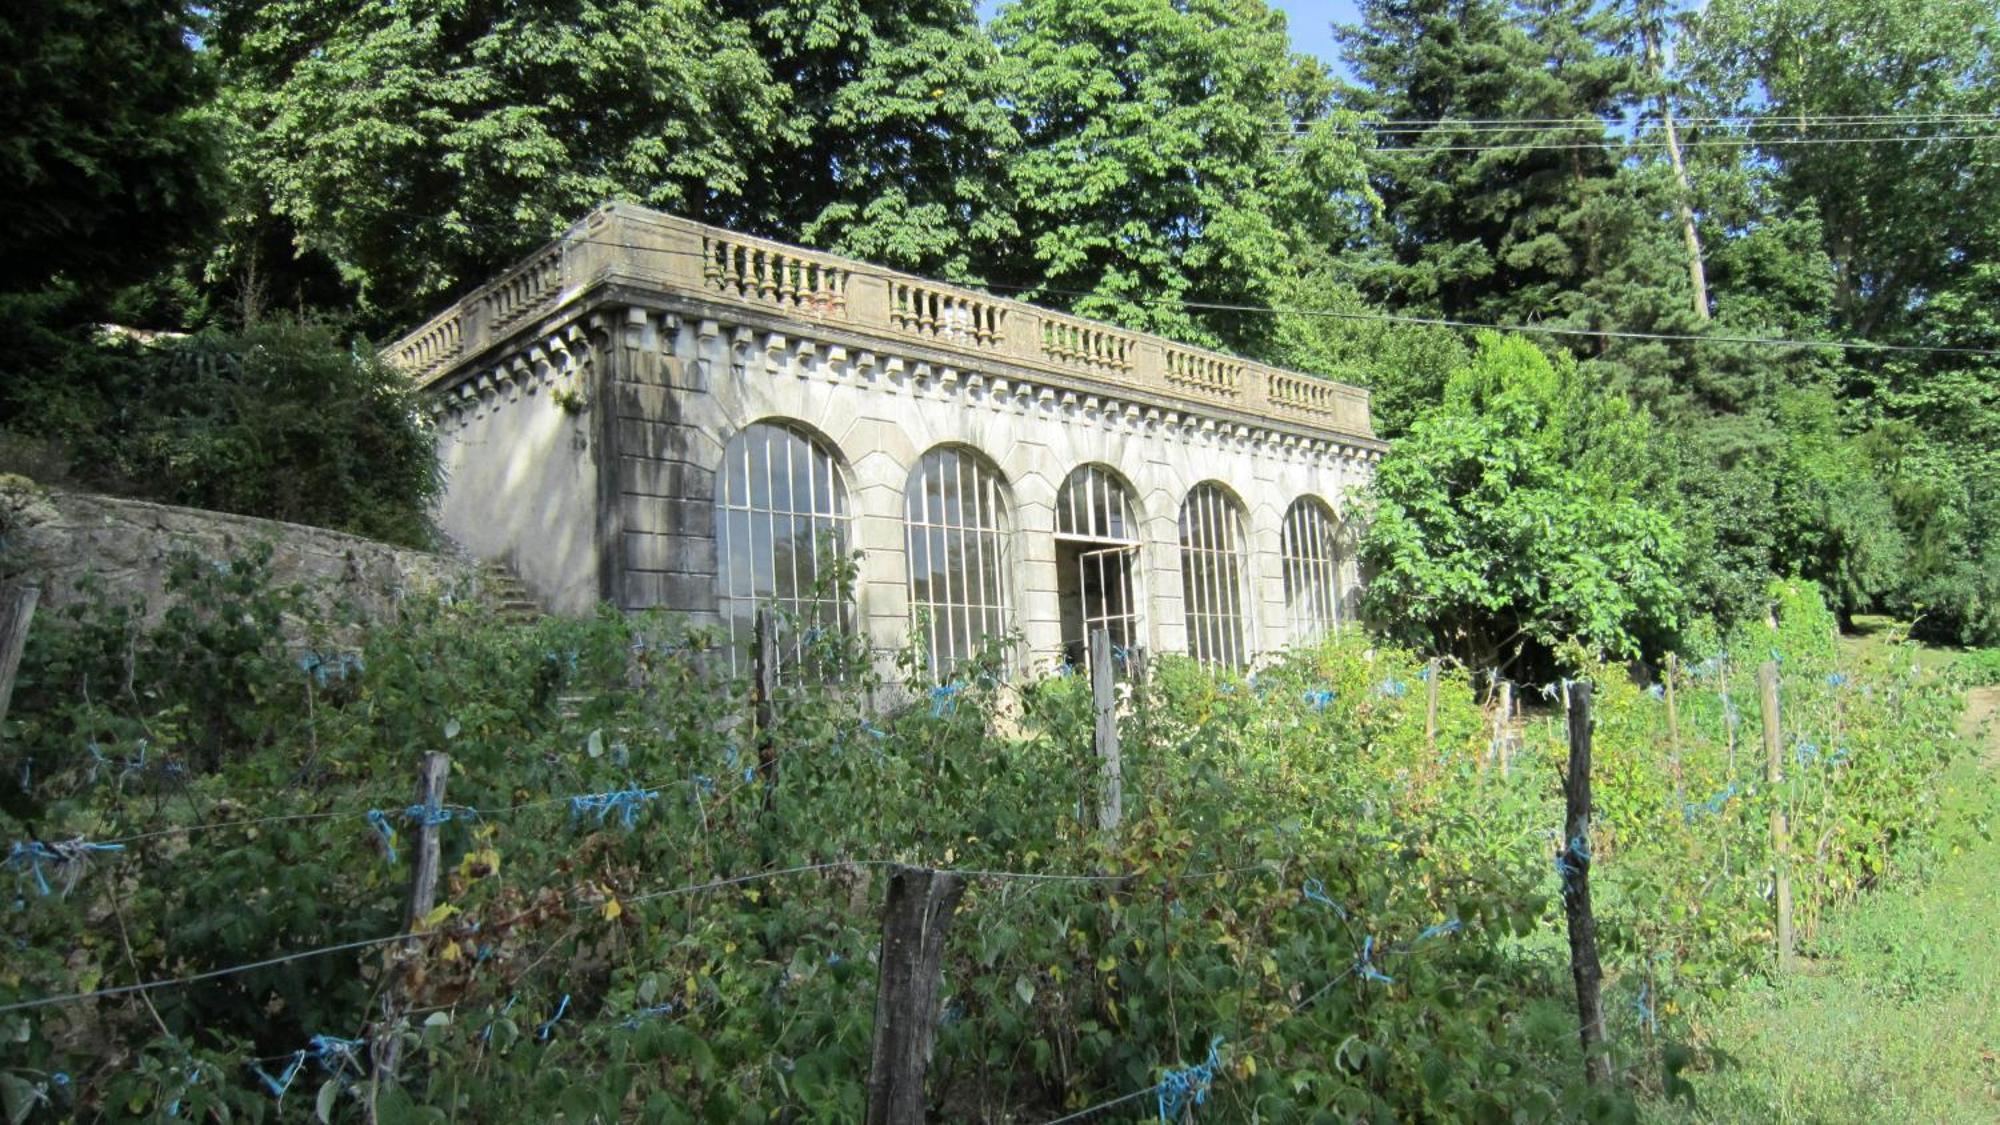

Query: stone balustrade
[[384, 202, 1375, 441]]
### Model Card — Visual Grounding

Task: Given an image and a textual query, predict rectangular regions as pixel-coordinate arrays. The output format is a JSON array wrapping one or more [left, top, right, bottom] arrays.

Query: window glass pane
[[1282, 498, 1341, 645], [713, 422, 850, 673], [905, 447, 1013, 679], [1180, 482, 1249, 669]]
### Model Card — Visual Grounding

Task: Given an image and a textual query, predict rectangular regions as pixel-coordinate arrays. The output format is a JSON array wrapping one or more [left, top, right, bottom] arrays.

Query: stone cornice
[[389, 203, 1381, 451]]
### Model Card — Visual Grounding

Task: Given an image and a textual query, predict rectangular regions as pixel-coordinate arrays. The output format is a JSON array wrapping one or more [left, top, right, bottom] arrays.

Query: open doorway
[[1058, 541, 1138, 668], [1053, 464, 1144, 673]]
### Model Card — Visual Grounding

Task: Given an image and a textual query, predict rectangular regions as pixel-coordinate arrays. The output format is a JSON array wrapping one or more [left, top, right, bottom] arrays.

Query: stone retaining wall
[[0, 477, 483, 626]]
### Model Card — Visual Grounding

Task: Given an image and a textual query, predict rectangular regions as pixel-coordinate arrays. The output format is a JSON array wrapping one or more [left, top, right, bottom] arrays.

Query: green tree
[[212, 1, 1026, 328], [990, 0, 1370, 353], [212, 0, 789, 325], [0, 0, 222, 300], [1359, 334, 1684, 673], [1337, 0, 1637, 329], [720, 0, 1021, 282], [1686, 0, 2000, 344]]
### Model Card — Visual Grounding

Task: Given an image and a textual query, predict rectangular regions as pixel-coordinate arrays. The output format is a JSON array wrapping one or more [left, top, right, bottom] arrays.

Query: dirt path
[[1966, 685, 2000, 766]]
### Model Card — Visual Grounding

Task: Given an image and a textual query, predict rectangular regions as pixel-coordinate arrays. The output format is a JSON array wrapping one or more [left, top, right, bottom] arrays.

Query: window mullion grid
[[1202, 488, 1222, 667], [968, 459, 986, 665], [1200, 486, 1216, 660], [1226, 500, 1246, 669]]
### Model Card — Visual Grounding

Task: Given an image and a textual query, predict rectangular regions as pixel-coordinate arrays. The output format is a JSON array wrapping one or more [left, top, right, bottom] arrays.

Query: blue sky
[[975, 1, 1363, 77]]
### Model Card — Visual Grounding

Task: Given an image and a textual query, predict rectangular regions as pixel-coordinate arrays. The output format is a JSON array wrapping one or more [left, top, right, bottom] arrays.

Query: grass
[[1839, 614, 1979, 678], [1654, 743, 2000, 1121]]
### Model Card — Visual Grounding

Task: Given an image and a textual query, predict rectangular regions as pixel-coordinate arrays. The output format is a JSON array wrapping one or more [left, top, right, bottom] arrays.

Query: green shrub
[[1, 313, 438, 546], [0, 553, 1971, 1122]]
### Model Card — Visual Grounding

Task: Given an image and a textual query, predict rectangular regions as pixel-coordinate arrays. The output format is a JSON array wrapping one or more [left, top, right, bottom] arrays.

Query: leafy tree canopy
[[991, 0, 1371, 353], [0, 0, 222, 299], [1360, 334, 1684, 673]]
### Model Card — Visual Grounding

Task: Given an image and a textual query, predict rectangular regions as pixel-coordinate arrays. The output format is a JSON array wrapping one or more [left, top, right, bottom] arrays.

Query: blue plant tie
[[1826, 673, 1847, 688], [1646, 683, 1665, 699], [929, 682, 963, 717], [1355, 936, 1395, 984], [620, 1003, 678, 1029], [7, 838, 124, 897], [1415, 919, 1462, 942], [404, 800, 475, 827], [365, 810, 397, 863], [1555, 830, 1591, 888], [480, 996, 517, 1043], [1301, 688, 1335, 711], [1682, 781, 1740, 822], [569, 787, 661, 830], [1634, 982, 1657, 1035], [1539, 682, 1559, 701], [1300, 877, 1347, 919], [1156, 1036, 1224, 1121], [250, 1051, 307, 1100], [1376, 677, 1407, 699], [1418, 663, 1432, 682], [537, 994, 571, 1040], [167, 1064, 200, 1117], [1793, 739, 1820, 768], [308, 1035, 365, 1077]]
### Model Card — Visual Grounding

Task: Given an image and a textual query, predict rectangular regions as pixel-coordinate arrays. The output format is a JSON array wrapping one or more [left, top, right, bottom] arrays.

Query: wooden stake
[[1665, 653, 1683, 805], [1560, 683, 1611, 1087], [1090, 628, 1122, 832], [0, 584, 38, 733], [375, 751, 450, 1106], [753, 608, 778, 813], [1758, 661, 1794, 970], [866, 866, 966, 1125], [1424, 658, 1440, 753]]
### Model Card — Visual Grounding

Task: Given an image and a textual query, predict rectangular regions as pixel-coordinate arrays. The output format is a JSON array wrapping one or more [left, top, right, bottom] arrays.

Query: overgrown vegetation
[[0, 552, 1971, 1121], [6, 0, 1997, 649], [0, 317, 438, 546]]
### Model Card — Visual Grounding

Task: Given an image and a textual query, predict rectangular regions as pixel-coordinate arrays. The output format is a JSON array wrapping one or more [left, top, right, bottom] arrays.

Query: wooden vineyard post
[[866, 866, 966, 1125], [753, 608, 778, 813], [0, 584, 38, 733], [374, 751, 450, 1109], [1759, 661, 1794, 970], [1424, 658, 1440, 754], [1559, 683, 1611, 1087], [1665, 653, 1683, 806], [1091, 628, 1122, 832], [1492, 680, 1514, 775]]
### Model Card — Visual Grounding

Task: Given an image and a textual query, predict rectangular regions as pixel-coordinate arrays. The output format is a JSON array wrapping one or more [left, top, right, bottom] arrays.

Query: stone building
[[385, 202, 1382, 676]]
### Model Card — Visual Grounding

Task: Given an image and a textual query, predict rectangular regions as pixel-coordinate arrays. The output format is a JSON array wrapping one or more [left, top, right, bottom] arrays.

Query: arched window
[[905, 446, 1013, 678], [1055, 464, 1142, 669], [715, 421, 850, 668], [1282, 497, 1346, 644], [1179, 482, 1250, 669]]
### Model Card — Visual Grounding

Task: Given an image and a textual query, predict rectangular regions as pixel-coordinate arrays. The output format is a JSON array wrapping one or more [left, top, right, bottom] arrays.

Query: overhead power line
[[1301, 132, 2000, 154], [1273, 110, 2000, 133], [538, 234, 2000, 359]]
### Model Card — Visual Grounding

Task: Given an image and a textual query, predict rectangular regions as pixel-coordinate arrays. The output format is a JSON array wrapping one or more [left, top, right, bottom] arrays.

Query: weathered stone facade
[[0, 478, 481, 627], [387, 203, 1382, 672]]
